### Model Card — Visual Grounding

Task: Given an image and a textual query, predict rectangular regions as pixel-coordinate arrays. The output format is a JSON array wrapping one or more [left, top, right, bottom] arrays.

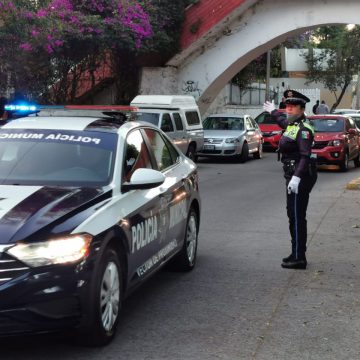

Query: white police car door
[[121, 129, 168, 282], [142, 128, 190, 262]]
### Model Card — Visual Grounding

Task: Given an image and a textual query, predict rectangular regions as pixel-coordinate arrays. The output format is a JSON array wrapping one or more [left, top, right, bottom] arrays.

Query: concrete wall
[[162, 0, 360, 115]]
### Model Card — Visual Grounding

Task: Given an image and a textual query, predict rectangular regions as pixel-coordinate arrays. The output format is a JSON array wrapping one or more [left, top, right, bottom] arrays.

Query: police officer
[[263, 90, 317, 269]]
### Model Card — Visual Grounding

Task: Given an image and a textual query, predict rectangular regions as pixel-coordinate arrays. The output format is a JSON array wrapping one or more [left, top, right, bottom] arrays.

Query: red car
[[254, 111, 283, 150], [308, 115, 360, 171]]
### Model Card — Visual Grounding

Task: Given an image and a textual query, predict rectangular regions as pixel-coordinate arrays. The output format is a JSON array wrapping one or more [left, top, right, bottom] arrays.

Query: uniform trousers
[[285, 172, 317, 260]]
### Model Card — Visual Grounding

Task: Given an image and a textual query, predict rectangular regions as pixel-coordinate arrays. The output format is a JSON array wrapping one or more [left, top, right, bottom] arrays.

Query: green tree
[[302, 25, 360, 111]]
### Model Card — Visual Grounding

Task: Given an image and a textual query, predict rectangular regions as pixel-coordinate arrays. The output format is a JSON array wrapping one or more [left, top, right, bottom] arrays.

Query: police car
[[0, 105, 201, 345]]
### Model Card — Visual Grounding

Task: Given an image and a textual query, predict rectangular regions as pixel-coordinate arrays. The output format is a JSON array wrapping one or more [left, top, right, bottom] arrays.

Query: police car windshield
[[203, 117, 244, 130], [0, 130, 117, 186], [310, 118, 345, 132]]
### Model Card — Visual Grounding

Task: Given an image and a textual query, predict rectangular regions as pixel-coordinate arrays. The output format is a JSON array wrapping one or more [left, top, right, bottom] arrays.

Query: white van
[[130, 95, 204, 161]]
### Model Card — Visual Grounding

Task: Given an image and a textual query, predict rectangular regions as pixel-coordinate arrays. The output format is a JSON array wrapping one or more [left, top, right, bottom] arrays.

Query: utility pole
[[265, 50, 271, 101], [356, 71, 360, 109]]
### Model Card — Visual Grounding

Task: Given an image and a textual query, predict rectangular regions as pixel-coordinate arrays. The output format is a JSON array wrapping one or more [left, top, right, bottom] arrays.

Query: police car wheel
[[79, 247, 122, 346], [169, 208, 198, 271]]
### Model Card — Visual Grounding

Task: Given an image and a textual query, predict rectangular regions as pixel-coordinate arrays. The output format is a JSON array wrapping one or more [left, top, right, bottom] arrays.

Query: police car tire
[[239, 142, 249, 163], [169, 208, 198, 271], [78, 247, 123, 347]]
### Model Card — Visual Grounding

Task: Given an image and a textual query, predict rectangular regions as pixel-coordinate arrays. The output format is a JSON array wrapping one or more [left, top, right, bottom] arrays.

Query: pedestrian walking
[[312, 100, 319, 115], [263, 90, 317, 269], [316, 100, 329, 114]]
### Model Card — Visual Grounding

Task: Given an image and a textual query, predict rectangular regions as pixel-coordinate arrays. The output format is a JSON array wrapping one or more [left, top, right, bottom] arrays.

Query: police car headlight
[[7, 234, 92, 267], [225, 138, 239, 143]]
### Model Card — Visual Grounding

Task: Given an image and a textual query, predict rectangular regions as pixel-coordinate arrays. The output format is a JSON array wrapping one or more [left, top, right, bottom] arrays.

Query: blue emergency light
[[5, 104, 38, 112]]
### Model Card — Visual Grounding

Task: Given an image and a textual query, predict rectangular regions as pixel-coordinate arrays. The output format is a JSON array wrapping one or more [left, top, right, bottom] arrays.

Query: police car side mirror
[[122, 168, 165, 192]]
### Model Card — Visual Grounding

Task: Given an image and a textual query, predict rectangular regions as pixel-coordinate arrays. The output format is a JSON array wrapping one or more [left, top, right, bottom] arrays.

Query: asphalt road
[[2, 152, 360, 359]]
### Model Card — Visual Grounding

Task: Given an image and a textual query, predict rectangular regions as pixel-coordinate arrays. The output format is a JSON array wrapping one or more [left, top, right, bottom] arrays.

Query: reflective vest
[[283, 121, 314, 140]]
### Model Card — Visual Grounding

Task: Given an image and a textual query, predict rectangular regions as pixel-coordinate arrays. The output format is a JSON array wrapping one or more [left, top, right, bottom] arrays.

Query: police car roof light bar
[[64, 105, 138, 111]]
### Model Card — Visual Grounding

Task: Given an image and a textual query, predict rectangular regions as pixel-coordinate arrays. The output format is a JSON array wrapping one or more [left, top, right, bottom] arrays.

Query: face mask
[[287, 114, 299, 124]]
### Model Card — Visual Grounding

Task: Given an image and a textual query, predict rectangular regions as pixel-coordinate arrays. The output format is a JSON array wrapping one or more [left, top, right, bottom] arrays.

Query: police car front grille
[[204, 138, 223, 144], [0, 253, 29, 284], [313, 141, 328, 149]]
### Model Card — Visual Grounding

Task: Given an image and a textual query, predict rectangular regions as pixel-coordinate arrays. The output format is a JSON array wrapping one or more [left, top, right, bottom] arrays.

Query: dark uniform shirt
[[271, 110, 314, 178]]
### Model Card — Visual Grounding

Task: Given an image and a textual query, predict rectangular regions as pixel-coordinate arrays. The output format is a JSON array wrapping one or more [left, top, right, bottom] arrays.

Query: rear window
[[185, 111, 200, 126], [310, 118, 345, 132]]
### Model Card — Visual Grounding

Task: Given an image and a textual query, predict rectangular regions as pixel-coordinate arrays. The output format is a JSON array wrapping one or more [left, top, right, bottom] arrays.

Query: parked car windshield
[[310, 118, 345, 132], [203, 117, 244, 130], [254, 112, 277, 125], [0, 130, 117, 186]]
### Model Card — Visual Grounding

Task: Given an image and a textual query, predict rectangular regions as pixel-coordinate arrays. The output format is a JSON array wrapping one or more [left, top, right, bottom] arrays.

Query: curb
[[346, 177, 360, 190]]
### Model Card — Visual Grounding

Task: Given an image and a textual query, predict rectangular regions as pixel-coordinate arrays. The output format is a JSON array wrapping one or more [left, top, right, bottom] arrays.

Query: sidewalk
[[253, 180, 360, 360]]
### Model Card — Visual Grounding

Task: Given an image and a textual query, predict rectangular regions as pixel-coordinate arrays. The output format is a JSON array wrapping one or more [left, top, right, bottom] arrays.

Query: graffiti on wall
[[182, 80, 202, 98]]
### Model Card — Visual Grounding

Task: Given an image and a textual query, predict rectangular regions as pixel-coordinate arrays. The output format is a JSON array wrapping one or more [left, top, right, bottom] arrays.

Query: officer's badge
[[301, 131, 310, 139], [287, 91, 293, 97]]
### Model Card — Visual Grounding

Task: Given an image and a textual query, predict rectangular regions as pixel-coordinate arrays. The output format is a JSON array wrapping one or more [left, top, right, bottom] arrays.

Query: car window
[[123, 129, 152, 182], [173, 113, 184, 130], [160, 113, 174, 133], [353, 117, 360, 129], [248, 117, 257, 129], [255, 112, 277, 124], [245, 118, 253, 130], [203, 117, 244, 130], [134, 112, 160, 126], [310, 118, 345, 132], [185, 111, 200, 126], [348, 118, 356, 129], [143, 128, 177, 171]]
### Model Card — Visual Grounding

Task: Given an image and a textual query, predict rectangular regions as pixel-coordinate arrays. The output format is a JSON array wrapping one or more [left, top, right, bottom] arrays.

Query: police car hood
[[0, 185, 111, 244]]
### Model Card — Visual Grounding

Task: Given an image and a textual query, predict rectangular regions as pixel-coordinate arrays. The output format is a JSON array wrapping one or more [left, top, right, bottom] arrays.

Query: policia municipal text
[[264, 90, 317, 269]]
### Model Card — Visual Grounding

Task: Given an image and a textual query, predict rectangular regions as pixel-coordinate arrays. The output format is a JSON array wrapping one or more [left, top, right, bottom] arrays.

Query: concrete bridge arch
[[139, 0, 360, 114]]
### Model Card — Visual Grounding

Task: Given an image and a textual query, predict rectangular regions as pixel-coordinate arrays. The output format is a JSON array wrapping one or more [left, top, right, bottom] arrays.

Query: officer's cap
[[283, 90, 310, 106]]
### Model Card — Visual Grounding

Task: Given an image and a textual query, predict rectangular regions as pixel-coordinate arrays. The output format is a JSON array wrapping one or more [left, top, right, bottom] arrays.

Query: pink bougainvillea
[[0, 0, 153, 54]]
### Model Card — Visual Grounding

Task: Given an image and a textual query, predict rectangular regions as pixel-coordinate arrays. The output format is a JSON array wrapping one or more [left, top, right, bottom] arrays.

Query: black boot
[[281, 258, 307, 270], [282, 254, 294, 263]]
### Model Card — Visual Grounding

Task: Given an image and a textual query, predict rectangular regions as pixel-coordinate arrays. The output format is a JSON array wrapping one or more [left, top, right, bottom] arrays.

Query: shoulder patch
[[301, 131, 310, 139]]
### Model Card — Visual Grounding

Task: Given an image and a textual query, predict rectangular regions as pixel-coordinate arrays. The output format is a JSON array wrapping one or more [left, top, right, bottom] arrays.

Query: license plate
[[204, 144, 215, 150]]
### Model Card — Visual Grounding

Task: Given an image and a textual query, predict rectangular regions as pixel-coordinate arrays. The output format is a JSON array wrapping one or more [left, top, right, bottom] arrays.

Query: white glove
[[287, 176, 301, 194], [263, 100, 275, 113]]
